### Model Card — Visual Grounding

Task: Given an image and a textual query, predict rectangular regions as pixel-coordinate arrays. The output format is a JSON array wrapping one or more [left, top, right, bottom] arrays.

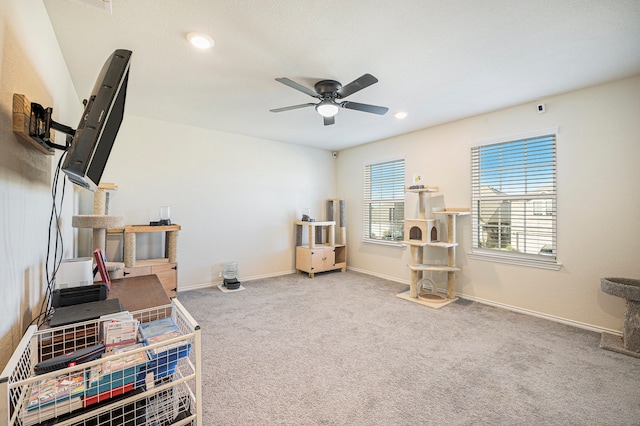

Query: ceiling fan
[[270, 73, 389, 126]]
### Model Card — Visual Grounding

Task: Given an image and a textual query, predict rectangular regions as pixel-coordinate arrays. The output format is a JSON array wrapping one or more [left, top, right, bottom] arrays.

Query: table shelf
[[108, 225, 181, 298]]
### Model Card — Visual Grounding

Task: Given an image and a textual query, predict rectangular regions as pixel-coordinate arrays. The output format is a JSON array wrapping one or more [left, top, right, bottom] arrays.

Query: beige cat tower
[[397, 185, 469, 308], [71, 183, 125, 276]]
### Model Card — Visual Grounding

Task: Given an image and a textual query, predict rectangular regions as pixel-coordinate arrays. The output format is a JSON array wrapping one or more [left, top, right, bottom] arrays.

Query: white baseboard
[[178, 281, 219, 292], [178, 270, 296, 293], [241, 269, 297, 282], [346, 267, 622, 337], [347, 266, 410, 285], [458, 293, 622, 336]]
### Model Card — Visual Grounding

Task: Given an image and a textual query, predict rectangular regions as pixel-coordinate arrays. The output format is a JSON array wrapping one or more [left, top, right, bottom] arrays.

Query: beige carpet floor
[[178, 271, 640, 425]]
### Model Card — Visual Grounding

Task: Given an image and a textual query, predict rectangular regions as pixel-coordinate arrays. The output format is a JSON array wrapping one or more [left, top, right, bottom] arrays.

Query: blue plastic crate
[[136, 318, 191, 386], [86, 346, 148, 396]]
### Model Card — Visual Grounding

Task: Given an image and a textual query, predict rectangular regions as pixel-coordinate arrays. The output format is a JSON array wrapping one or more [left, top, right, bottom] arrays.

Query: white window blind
[[471, 134, 557, 265], [363, 159, 405, 243]]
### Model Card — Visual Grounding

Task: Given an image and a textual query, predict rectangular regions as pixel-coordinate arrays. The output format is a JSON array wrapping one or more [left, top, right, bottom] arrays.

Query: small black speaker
[[52, 284, 108, 308]]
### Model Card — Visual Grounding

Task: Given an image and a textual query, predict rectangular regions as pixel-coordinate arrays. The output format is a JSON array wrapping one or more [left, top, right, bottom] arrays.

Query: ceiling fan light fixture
[[272, 74, 387, 125], [187, 32, 215, 49], [316, 101, 339, 117]]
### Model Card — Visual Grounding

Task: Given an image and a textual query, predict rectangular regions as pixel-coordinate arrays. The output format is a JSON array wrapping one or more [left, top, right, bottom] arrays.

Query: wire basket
[[1, 300, 201, 426]]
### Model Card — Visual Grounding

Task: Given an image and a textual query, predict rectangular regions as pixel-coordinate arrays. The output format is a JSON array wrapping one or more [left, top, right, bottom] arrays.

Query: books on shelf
[[145, 331, 183, 354], [26, 372, 85, 415], [86, 343, 148, 398], [139, 318, 185, 356], [100, 311, 139, 350], [138, 318, 190, 382], [93, 248, 111, 290], [98, 344, 147, 374], [138, 317, 181, 338], [83, 383, 135, 407], [22, 398, 83, 426]]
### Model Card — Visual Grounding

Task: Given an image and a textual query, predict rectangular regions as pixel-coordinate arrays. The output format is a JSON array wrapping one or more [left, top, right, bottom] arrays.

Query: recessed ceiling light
[[395, 111, 408, 119], [187, 32, 214, 49]]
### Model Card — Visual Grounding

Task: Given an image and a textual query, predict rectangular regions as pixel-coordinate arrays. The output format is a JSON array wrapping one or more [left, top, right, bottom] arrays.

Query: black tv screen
[[62, 49, 132, 191]]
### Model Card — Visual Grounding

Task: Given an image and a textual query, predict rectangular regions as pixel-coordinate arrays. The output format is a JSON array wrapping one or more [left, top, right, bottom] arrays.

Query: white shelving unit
[[0, 301, 201, 425], [398, 187, 469, 308]]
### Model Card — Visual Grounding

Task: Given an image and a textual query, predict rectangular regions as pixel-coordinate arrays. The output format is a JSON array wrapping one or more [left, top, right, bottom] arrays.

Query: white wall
[[338, 75, 640, 333], [2, 0, 637, 371], [0, 0, 80, 367], [95, 115, 336, 289], [0, 0, 334, 371]]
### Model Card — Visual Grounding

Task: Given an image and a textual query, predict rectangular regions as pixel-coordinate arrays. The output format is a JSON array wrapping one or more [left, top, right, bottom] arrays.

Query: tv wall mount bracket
[[12, 93, 81, 153], [28, 102, 77, 151]]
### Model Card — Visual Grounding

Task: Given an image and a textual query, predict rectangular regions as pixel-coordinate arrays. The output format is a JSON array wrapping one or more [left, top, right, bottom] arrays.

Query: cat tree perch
[[71, 183, 125, 275]]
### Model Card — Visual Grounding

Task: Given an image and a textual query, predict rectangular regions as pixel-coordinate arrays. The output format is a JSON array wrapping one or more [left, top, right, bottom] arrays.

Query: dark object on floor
[[223, 278, 242, 290]]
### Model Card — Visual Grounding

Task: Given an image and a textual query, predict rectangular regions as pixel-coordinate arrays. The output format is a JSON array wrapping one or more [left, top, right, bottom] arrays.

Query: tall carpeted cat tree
[[71, 183, 125, 277]]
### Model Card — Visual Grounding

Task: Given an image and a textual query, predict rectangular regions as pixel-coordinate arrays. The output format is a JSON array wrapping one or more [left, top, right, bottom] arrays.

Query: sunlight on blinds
[[471, 134, 557, 262], [363, 159, 405, 242]]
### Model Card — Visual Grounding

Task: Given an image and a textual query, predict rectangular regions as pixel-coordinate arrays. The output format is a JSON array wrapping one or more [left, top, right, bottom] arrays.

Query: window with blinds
[[363, 159, 405, 243], [471, 133, 557, 266]]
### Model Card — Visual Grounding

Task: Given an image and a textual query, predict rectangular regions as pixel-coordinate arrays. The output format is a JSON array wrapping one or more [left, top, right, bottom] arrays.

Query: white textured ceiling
[[43, 0, 640, 151]]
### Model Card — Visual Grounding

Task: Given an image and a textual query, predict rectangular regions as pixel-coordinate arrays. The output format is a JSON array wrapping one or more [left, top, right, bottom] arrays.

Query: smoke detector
[[71, 0, 112, 13]]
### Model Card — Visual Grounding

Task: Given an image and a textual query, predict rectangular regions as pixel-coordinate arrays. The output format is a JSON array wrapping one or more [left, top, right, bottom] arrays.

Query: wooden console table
[[108, 274, 171, 313], [108, 224, 181, 298], [108, 224, 181, 267]]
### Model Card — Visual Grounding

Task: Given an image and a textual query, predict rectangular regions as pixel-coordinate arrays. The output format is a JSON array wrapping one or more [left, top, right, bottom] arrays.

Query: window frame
[[469, 128, 561, 270], [362, 157, 405, 246]]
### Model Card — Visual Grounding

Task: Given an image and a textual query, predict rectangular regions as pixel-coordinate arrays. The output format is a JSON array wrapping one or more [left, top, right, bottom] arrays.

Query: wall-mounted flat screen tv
[[62, 49, 132, 191]]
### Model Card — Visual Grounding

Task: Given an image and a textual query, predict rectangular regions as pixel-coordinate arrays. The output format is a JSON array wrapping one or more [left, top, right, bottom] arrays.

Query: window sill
[[361, 239, 406, 248], [468, 251, 562, 271]]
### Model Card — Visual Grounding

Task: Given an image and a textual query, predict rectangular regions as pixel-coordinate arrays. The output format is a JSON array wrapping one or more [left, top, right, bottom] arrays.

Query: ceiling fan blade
[[270, 103, 316, 113], [341, 101, 389, 115], [336, 74, 378, 98], [275, 78, 319, 98], [323, 116, 335, 126]]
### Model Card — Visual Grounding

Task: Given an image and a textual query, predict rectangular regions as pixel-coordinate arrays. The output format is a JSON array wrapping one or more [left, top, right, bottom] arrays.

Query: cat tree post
[[167, 229, 179, 263], [409, 245, 424, 298], [328, 198, 346, 245], [446, 213, 456, 299], [71, 183, 125, 275]]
